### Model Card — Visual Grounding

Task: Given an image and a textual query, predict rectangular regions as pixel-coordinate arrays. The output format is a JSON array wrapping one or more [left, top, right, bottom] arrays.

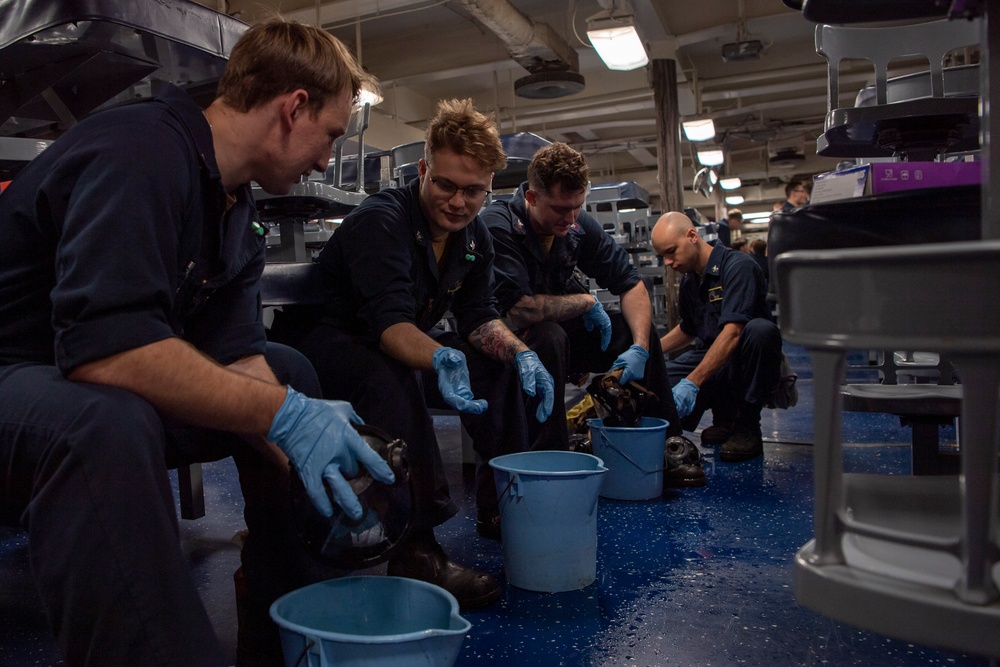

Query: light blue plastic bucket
[[489, 450, 607, 592], [269, 576, 470, 667], [587, 417, 668, 500]]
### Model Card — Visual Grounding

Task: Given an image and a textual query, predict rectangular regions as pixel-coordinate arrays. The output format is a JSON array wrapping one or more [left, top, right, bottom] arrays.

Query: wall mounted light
[[696, 148, 725, 166], [586, 10, 649, 71], [681, 118, 716, 142], [725, 195, 745, 205], [693, 167, 718, 198], [719, 176, 742, 190]]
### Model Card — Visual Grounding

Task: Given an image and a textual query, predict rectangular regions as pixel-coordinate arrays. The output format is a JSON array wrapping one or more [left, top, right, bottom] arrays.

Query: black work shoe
[[476, 512, 501, 541], [719, 432, 764, 462], [387, 532, 501, 610], [664, 436, 706, 487], [700, 424, 733, 446]]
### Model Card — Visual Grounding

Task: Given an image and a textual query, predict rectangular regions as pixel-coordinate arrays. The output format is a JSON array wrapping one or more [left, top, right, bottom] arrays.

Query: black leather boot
[[387, 529, 501, 610], [700, 404, 736, 446], [720, 404, 764, 462]]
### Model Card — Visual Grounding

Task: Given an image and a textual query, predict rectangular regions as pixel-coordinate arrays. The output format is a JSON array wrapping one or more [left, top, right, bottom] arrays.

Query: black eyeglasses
[[429, 177, 491, 201]]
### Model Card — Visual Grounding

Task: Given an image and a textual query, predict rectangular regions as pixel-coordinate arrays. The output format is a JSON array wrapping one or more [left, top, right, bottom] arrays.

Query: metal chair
[[775, 240, 1000, 658]]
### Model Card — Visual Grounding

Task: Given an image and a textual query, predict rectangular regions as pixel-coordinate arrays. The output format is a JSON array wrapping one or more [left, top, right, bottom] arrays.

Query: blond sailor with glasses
[[296, 98, 555, 610]]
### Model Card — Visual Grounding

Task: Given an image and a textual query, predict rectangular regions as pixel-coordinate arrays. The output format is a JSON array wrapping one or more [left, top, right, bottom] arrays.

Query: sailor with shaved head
[[651, 212, 783, 462]]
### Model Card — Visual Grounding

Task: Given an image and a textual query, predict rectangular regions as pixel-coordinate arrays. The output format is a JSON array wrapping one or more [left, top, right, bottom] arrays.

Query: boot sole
[[665, 475, 707, 488], [719, 448, 763, 462]]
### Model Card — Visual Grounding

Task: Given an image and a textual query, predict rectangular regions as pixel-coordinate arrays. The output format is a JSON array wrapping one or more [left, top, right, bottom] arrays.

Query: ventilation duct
[[768, 138, 806, 169], [458, 0, 585, 99]]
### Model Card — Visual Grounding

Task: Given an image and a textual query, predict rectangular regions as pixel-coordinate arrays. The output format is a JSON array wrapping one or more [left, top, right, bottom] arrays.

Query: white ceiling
[[205, 0, 892, 216]]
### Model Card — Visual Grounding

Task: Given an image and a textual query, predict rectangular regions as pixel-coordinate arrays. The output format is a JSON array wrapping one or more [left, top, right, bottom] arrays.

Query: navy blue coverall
[[667, 242, 783, 430], [0, 86, 317, 665], [295, 179, 530, 523], [481, 184, 682, 449]]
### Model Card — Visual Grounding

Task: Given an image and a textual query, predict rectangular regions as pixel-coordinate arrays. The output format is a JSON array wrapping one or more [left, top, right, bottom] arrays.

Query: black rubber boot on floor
[[387, 529, 501, 610], [701, 405, 736, 446], [664, 435, 707, 487], [476, 511, 501, 540], [719, 404, 764, 462]]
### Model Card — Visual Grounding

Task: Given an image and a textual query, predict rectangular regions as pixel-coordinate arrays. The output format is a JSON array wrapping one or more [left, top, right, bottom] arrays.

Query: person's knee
[[265, 342, 320, 398], [67, 388, 166, 470], [741, 318, 781, 350], [528, 320, 569, 351]]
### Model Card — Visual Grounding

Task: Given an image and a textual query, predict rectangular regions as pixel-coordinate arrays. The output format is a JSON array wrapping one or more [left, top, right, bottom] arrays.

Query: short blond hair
[[217, 18, 377, 114], [424, 99, 507, 173]]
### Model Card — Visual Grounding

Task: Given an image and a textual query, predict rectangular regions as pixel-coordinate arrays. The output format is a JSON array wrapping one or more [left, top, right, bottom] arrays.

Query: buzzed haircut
[[527, 142, 589, 195], [424, 98, 507, 173]]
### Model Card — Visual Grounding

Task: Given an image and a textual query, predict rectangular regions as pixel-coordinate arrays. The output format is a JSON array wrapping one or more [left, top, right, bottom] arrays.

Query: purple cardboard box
[[869, 161, 981, 193]]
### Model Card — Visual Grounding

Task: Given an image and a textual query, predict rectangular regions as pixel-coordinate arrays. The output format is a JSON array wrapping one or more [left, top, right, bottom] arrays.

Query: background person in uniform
[[480, 142, 705, 493], [779, 176, 812, 213], [651, 212, 783, 462], [295, 98, 555, 605], [0, 19, 394, 667], [750, 237, 770, 288], [725, 208, 743, 245]]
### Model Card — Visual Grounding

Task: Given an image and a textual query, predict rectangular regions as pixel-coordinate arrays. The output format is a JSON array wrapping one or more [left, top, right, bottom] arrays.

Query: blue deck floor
[[0, 344, 983, 666]]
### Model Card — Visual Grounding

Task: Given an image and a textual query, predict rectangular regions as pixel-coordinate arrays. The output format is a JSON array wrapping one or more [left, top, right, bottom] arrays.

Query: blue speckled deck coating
[[0, 344, 981, 666]]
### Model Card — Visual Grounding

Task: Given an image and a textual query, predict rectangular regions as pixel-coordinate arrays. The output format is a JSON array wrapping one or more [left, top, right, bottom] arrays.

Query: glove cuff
[[267, 385, 303, 444], [432, 346, 455, 371], [515, 350, 537, 364], [629, 344, 650, 361]]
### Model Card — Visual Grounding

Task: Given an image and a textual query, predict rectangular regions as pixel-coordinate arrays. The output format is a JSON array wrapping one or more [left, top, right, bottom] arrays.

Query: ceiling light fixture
[[719, 177, 742, 190], [586, 8, 649, 71], [681, 118, 716, 142], [725, 195, 745, 205], [696, 148, 725, 166]]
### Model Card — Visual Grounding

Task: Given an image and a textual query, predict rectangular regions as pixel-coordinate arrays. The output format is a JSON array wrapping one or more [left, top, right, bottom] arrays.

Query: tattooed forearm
[[469, 319, 525, 362], [507, 293, 594, 330]]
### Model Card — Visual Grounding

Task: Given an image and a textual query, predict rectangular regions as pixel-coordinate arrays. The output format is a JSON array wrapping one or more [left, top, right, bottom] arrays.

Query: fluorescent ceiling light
[[743, 211, 773, 221], [725, 195, 745, 205], [696, 149, 724, 166], [682, 118, 716, 142], [586, 11, 649, 71], [618, 207, 637, 213], [719, 177, 742, 190]]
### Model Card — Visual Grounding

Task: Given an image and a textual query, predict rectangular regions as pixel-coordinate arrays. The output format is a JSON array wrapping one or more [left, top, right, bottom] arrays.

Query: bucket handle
[[499, 472, 521, 498], [593, 426, 665, 475]]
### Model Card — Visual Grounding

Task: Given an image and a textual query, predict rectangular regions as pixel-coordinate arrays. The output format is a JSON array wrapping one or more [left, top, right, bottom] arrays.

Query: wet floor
[[0, 344, 984, 666]]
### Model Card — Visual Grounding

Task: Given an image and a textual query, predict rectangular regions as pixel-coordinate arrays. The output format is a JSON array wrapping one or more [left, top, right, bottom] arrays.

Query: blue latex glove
[[433, 347, 488, 414], [610, 344, 649, 384], [672, 378, 700, 419], [582, 298, 612, 351], [268, 387, 395, 520], [515, 350, 555, 422]]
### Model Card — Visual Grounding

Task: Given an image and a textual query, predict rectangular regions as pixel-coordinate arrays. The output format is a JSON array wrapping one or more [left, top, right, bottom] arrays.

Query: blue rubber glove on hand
[[582, 298, 612, 351], [515, 350, 555, 422], [672, 378, 700, 419], [268, 387, 395, 520], [610, 344, 649, 384], [433, 347, 488, 414]]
